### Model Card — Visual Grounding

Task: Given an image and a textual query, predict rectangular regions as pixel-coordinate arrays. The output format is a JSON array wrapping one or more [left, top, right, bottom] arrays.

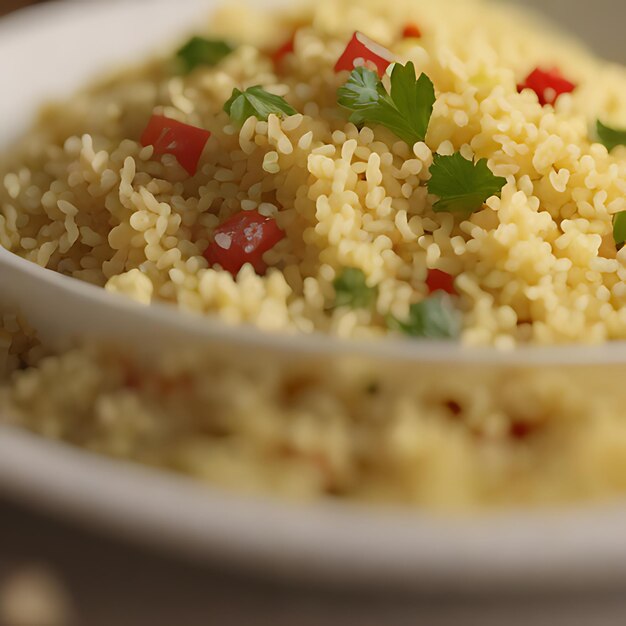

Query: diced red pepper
[[402, 23, 422, 39], [203, 210, 285, 276], [517, 67, 576, 107], [122, 362, 143, 390], [334, 31, 394, 78], [426, 269, 456, 295], [140, 114, 211, 176], [510, 421, 535, 441], [272, 35, 296, 70]]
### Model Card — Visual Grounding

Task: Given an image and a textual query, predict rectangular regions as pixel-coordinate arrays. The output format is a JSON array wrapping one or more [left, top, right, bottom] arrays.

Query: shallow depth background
[[4, 0, 626, 63], [513, 0, 625, 63], [1, 1, 626, 626]]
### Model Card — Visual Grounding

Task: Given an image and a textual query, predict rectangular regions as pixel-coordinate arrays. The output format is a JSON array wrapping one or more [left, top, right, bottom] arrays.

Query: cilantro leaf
[[224, 86, 297, 126], [388, 293, 461, 340], [337, 66, 388, 117], [389, 64, 435, 143], [614, 212, 626, 249], [337, 62, 435, 146], [334, 268, 378, 309], [427, 153, 507, 215], [176, 36, 234, 73], [597, 120, 626, 152]]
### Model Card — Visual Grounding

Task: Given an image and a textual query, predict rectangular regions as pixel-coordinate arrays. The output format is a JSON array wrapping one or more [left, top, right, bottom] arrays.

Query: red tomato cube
[[272, 35, 296, 69], [402, 24, 422, 39], [426, 269, 456, 295], [140, 114, 211, 176], [204, 210, 285, 276], [517, 67, 576, 106], [334, 31, 394, 78]]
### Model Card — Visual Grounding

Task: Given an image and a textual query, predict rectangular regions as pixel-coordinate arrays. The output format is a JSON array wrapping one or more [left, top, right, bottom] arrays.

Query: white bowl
[[2, 0, 626, 594]]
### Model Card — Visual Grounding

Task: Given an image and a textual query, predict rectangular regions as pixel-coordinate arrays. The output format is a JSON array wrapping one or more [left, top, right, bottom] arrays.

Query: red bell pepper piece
[[426, 269, 456, 295], [203, 210, 285, 276], [140, 114, 211, 176], [517, 67, 576, 106], [334, 31, 394, 78], [402, 23, 422, 39], [272, 35, 296, 70]]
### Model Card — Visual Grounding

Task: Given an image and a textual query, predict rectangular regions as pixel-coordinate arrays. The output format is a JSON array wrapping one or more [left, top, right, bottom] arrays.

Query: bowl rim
[[4, 244, 626, 366]]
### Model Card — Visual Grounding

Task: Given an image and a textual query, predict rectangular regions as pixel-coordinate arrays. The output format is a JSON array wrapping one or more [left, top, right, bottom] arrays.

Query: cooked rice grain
[[4, 0, 626, 507], [2, 0, 626, 344]]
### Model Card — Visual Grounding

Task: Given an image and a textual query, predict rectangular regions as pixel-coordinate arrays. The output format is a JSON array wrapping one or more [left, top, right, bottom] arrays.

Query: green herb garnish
[[388, 293, 461, 340], [176, 36, 234, 73], [614, 212, 626, 250], [427, 153, 507, 215], [224, 86, 297, 126], [337, 62, 435, 146], [597, 120, 626, 152], [333, 268, 378, 309]]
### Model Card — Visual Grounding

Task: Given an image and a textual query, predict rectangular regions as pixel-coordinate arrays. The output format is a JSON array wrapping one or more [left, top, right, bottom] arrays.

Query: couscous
[[3, 0, 626, 508]]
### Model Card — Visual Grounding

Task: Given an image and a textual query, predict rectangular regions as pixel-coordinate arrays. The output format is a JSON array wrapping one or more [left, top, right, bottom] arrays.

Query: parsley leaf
[[176, 36, 234, 73], [597, 120, 626, 152], [224, 86, 297, 126], [614, 212, 626, 249], [337, 66, 387, 116], [334, 268, 378, 309], [427, 153, 507, 215], [388, 293, 461, 340], [337, 62, 435, 145]]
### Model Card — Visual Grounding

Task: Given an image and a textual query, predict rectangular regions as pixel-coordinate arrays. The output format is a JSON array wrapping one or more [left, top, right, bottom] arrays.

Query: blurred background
[[2, 0, 624, 61], [517, 0, 624, 63], [0, 1, 625, 625]]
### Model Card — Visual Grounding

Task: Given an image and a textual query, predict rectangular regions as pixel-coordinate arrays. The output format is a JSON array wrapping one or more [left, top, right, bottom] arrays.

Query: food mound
[[2, 0, 626, 347], [4, 0, 626, 509]]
